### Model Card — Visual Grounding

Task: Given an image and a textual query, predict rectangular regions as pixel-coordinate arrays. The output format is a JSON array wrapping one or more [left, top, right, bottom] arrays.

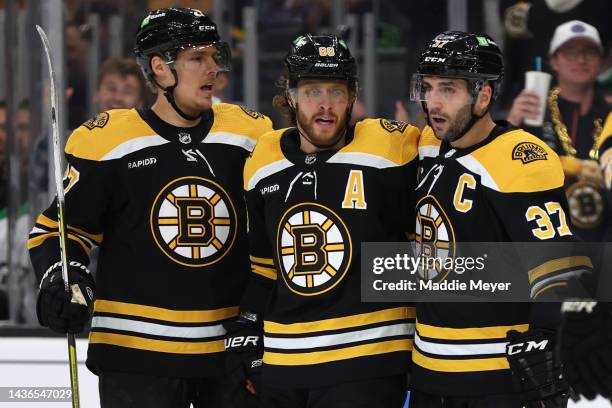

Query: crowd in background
[[0, 0, 610, 324]]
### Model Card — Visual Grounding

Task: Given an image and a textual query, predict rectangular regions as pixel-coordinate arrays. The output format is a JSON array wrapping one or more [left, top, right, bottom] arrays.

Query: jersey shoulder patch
[[468, 129, 563, 193], [211, 103, 274, 147], [243, 129, 288, 191], [66, 109, 157, 161], [344, 118, 419, 166], [82, 112, 110, 130]]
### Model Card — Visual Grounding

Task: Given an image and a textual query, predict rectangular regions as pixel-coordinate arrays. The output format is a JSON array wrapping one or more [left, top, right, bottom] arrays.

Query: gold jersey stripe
[[265, 307, 415, 335], [533, 281, 568, 299], [250, 255, 274, 266], [252, 263, 277, 280], [263, 339, 412, 366], [528, 256, 592, 284], [37, 214, 103, 244], [94, 300, 238, 323], [89, 332, 225, 354], [416, 322, 528, 340], [27, 231, 91, 256], [412, 348, 509, 372]]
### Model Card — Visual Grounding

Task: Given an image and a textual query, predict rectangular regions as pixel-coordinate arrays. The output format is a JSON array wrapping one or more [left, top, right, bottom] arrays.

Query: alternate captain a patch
[[83, 112, 110, 130], [276, 203, 352, 296], [512, 142, 548, 164], [150, 176, 237, 267], [380, 119, 408, 133]]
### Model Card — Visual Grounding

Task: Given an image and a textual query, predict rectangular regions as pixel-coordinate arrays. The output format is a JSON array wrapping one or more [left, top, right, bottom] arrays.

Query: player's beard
[[296, 108, 347, 148], [431, 104, 472, 143]]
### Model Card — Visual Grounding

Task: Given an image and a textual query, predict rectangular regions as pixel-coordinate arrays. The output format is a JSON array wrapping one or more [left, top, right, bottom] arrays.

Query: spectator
[[507, 20, 611, 242], [94, 58, 148, 112]]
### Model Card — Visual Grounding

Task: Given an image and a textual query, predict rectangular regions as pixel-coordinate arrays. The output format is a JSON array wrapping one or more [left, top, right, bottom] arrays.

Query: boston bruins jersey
[[28, 104, 273, 377], [600, 112, 612, 193], [413, 122, 592, 396], [241, 119, 419, 388]]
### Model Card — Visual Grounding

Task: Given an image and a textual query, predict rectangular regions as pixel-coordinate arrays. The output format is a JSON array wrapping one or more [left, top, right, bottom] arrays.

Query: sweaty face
[[171, 45, 220, 115], [294, 80, 350, 147], [422, 77, 474, 142], [95, 74, 143, 111]]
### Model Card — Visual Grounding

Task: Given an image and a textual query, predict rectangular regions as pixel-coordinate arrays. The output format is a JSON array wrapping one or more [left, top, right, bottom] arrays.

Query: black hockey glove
[[560, 301, 612, 400], [506, 329, 569, 408], [37, 261, 95, 334], [223, 311, 263, 406]]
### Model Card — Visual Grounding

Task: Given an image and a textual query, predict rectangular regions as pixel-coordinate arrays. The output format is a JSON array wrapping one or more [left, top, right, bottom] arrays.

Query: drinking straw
[[536, 56, 542, 72]]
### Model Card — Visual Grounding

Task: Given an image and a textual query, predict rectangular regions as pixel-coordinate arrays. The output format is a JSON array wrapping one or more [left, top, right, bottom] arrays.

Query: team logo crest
[[82, 112, 109, 130], [380, 119, 408, 133], [276, 203, 352, 296], [512, 142, 548, 164], [566, 180, 604, 229], [415, 195, 456, 282], [240, 106, 265, 120], [150, 176, 237, 267]]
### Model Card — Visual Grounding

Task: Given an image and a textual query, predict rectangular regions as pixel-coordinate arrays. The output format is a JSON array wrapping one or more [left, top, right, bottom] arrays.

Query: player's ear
[[151, 55, 173, 88], [476, 82, 492, 114]]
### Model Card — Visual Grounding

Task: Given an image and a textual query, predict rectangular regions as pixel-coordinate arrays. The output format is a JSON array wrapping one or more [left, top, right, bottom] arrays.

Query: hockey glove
[[223, 311, 263, 405], [506, 329, 569, 408], [560, 301, 612, 400], [36, 261, 95, 334]]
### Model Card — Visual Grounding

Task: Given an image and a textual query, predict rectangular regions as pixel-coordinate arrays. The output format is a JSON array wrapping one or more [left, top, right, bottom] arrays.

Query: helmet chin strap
[[154, 67, 202, 121]]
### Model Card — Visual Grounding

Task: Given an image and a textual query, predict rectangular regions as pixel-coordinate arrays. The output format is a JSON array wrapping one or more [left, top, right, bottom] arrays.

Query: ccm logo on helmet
[[199, 25, 215, 31], [507, 339, 548, 355], [225, 336, 259, 348]]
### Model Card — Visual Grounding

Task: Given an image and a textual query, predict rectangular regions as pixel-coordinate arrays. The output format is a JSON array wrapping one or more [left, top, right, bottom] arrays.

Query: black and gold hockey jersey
[[528, 92, 611, 242], [600, 112, 612, 194], [28, 103, 273, 377], [241, 119, 419, 388], [412, 122, 592, 396]]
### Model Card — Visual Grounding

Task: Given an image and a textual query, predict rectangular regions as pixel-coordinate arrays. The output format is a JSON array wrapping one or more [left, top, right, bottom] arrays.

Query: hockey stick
[[36, 25, 81, 408]]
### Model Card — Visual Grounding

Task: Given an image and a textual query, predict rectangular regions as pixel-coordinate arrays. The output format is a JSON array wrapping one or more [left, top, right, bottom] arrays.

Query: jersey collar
[[137, 108, 214, 146]]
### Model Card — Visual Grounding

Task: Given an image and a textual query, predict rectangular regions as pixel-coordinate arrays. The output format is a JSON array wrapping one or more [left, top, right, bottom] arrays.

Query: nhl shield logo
[[380, 119, 408, 133], [512, 142, 548, 164], [83, 112, 109, 130], [178, 132, 192, 144], [150, 176, 237, 267], [276, 203, 352, 296], [305, 154, 316, 165]]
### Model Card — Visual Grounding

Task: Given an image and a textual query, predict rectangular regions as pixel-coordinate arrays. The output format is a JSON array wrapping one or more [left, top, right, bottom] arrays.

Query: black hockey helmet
[[134, 8, 230, 120], [285, 34, 358, 94], [282, 34, 358, 149], [411, 31, 504, 101]]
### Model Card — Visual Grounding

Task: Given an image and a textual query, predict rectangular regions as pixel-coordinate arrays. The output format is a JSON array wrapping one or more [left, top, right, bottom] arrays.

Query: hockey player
[[409, 31, 592, 407], [28, 8, 272, 408], [223, 34, 419, 407], [560, 113, 612, 402]]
